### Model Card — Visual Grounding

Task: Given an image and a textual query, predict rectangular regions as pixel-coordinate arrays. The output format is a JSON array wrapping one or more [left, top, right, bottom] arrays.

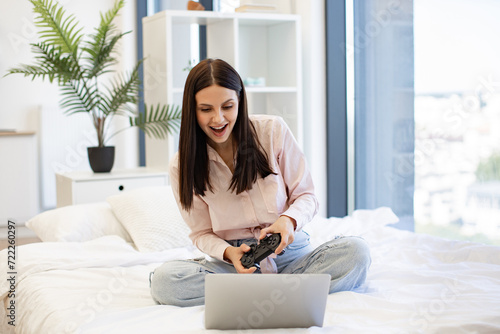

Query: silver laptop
[[204, 273, 330, 330]]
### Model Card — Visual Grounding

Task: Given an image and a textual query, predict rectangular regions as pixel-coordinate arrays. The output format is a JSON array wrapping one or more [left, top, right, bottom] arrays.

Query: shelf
[[173, 86, 297, 94], [246, 87, 297, 93], [143, 10, 300, 26], [0, 131, 35, 137]]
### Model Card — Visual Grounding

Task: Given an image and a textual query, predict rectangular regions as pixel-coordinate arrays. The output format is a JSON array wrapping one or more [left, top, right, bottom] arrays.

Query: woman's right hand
[[223, 244, 257, 274]]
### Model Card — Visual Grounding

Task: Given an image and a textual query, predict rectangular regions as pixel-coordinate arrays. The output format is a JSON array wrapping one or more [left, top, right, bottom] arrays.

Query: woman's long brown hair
[[178, 58, 275, 211]]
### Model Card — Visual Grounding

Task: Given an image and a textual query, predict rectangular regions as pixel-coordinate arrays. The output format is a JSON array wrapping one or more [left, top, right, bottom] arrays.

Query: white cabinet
[[142, 10, 302, 169], [56, 168, 168, 207]]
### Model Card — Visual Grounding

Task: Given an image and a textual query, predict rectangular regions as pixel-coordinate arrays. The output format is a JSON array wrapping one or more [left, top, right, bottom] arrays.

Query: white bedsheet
[[2, 207, 500, 334]]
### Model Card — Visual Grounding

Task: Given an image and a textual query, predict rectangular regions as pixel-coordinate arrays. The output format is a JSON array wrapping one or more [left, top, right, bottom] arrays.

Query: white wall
[[294, 1, 327, 218], [0, 0, 138, 211]]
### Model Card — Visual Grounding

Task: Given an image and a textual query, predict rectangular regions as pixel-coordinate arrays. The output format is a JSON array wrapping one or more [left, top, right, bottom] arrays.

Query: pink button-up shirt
[[169, 115, 318, 267]]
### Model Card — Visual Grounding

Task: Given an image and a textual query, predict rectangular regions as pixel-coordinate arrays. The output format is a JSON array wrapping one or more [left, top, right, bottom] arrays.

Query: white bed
[[2, 186, 500, 334]]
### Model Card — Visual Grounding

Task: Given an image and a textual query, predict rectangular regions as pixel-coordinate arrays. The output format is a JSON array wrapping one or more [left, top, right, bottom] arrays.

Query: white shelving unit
[[142, 10, 302, 170]]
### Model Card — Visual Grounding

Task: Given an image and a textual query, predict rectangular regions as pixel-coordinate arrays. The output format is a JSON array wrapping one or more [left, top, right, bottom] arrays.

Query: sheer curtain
[[353, 0, 415, 230]]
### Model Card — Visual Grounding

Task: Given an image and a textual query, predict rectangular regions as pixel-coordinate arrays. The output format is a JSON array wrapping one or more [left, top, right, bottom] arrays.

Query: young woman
[[150, 58, 371, 307]]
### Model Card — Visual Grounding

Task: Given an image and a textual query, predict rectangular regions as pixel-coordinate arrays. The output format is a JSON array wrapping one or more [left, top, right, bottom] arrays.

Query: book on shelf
[[235, 4, 278, 13]]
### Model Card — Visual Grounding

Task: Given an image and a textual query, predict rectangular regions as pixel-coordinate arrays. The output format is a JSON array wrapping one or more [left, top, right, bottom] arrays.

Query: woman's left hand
[[259, 215, 296, 255]]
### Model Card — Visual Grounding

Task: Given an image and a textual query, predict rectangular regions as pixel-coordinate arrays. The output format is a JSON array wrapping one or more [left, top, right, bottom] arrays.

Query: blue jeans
[[150, 231, 371, 307]]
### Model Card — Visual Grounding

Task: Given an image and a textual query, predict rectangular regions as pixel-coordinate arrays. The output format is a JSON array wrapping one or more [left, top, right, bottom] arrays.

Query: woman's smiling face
[[195, 84, 239, 150]]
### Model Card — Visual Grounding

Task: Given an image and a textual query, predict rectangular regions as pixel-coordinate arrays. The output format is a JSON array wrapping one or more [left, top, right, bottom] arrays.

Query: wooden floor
[[0, 237, 41, 250]]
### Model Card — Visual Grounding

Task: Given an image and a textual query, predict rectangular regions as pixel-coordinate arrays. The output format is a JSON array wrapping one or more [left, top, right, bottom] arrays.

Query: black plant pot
[[87, 146, 115, 173]]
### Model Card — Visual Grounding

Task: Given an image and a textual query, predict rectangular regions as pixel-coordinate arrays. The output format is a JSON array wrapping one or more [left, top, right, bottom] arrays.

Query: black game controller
[[240, 233, 285, 269]]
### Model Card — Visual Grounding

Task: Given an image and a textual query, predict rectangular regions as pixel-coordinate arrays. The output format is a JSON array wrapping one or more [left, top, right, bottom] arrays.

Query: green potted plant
[[6, 0, 181, 172]]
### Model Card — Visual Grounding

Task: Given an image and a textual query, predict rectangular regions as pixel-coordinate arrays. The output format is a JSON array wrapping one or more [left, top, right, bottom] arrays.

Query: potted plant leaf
[[6, 0, 181, 172]]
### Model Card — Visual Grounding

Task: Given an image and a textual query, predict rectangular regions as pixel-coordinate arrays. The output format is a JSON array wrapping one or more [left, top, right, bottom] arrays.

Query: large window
[[414, 0, 500, 245], [352, 0, 415, 230], [348, 0, 500, 245]]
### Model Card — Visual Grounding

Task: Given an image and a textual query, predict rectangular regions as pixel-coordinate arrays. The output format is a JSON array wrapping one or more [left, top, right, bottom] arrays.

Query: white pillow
[[106, 186, 192, 252], [26, 202, 132, 242]]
